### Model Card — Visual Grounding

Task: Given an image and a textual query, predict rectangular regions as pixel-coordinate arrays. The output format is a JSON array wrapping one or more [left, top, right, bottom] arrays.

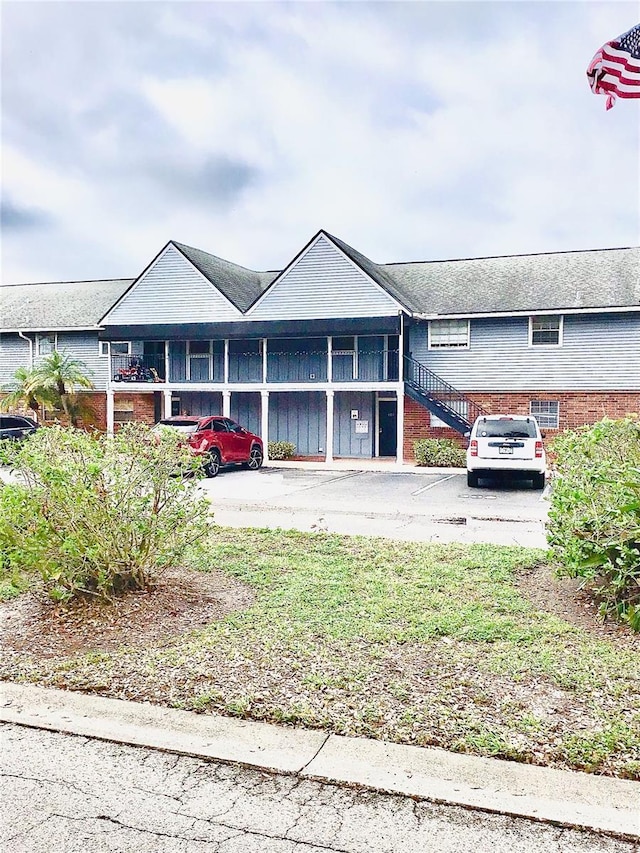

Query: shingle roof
[[0, 279, 134, 331], [2, 240, 637, 331], [323, 232, 412, 309], [380, 247, 640, 315], [172, 241, 276, 312]]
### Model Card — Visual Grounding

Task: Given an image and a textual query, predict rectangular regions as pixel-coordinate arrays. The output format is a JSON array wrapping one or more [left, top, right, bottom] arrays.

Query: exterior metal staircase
[[403, 355, 487, 434]]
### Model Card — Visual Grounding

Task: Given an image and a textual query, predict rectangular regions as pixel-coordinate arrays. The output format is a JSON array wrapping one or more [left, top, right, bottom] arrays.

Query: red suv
[[153, 416, 263, 477]]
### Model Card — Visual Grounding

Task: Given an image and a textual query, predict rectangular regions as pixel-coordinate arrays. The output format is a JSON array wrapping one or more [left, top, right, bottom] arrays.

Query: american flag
[[587, 23, 640, 110]]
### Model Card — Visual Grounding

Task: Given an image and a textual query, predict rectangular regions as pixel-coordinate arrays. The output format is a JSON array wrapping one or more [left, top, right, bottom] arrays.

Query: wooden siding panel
[[105, 245, 241, 325], [334, 391, 374, 458], [0, 334, 31, 385], [268, 392, 326, 456], [250, 236, 399, 320], [409, 313, 640, 391], [171, 391, 223, 417], [230, 392, 261, 437]]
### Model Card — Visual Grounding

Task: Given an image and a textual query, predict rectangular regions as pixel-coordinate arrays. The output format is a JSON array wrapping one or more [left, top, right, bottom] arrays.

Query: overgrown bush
[[268, 440, 296, 460], [413, 438, 466, 468], [547, 416, 640, 630], [0, 424, 211, 603]]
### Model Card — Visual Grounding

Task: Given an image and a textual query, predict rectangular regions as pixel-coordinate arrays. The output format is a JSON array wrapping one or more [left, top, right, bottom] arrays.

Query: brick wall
[[403, 391, 640, 461], [70, 391, 157, 431], [113, 392, 157, 431]]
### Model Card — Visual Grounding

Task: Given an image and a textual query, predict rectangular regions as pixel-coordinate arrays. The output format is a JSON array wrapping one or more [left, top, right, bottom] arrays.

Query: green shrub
[[268, 440, 296, 460], [546, 416, 640, 630], [413, 438, 466, 468], [0, 424, 211, 603]]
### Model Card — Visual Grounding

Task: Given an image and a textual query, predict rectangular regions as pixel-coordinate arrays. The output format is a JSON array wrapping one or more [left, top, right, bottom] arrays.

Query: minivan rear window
[[476, 419, 537, 438]]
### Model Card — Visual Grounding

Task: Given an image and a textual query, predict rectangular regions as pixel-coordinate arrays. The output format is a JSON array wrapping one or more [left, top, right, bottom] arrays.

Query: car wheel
[[532, 472, 546, 490], [467, 471, 479, 488], [246, 445, 263, 470], [204, 449, 221, 478]]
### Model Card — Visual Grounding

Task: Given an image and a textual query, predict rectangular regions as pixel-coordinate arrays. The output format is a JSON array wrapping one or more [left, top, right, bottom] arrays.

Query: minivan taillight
[[535, 441, 543, 458], [469, 439, 478, 457]]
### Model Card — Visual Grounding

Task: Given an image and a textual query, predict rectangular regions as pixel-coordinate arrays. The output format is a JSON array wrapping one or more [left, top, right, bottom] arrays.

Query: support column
[[222, 390, 231, 418], [262, 339, 268, 383], [106, 389, 115, 435], [396, 388, 405, 468], [163, 390, 172, 419], [326, 390, 334, 463], [224, 339, 229, 384], [261, 390, 269, 461]]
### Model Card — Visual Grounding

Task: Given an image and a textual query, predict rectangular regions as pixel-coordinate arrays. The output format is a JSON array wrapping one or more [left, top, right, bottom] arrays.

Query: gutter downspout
[[18, 331, 34, 367]]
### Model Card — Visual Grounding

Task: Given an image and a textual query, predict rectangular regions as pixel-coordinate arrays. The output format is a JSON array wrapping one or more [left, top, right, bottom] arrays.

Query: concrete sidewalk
[[1, 682, 638, 841]]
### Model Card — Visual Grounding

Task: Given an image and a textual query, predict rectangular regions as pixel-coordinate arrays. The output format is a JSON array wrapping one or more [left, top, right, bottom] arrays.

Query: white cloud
[[1, 0, 638, 283]]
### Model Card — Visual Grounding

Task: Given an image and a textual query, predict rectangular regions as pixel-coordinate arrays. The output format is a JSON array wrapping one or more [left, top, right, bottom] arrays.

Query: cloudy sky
[[2, 0, 639, 284]]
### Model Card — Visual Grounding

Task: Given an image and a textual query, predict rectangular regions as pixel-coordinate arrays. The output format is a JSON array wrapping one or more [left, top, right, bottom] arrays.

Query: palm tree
[[29, 352, 95, 427], [0, 366, 51, 419]]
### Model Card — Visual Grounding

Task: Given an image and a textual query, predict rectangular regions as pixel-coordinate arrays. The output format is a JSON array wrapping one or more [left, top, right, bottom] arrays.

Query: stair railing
[[403, 355, 488, 430]]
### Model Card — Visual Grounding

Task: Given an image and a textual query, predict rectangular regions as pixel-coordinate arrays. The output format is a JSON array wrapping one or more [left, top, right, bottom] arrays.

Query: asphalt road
[[198, 466, 550, 547], [2, 724, 635, 853]]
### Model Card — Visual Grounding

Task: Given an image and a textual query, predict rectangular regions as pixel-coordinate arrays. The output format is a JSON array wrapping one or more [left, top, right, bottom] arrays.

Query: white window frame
[[37, 333, 57, 356], [530, 400, 559, 429], [428, 319, 470, 350], [114, 399, 135, 424], [331, 336, 357, 380], [187, 340, 212, 381], [529, 315, 563, 347], [100, 341, 131, 357]]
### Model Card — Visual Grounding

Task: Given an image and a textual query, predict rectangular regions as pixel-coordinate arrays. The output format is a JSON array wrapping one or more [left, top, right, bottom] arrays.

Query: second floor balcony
[[110, 338, 400, 386]]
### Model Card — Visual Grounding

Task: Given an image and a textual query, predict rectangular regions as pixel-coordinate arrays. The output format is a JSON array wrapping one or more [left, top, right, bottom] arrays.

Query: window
[[530, 315, 562, 346], [530, 400, 559, 429], [331, 336, 356, 380], [430, 400, 468, 428], [37, 334, 56, 355], [188, 340, 212, 381], [428, 319, 469, 349], [100, 341, 130, 356], [114, 400, 135, 424]]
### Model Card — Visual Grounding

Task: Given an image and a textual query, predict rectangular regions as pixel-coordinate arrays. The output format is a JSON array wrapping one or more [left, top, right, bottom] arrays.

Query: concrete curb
[[1, 682, 638, 840]]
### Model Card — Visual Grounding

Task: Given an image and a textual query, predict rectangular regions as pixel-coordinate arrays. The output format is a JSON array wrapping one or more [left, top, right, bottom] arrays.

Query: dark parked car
[[0, 414, 39, 442], [153, 416, 264, 477]]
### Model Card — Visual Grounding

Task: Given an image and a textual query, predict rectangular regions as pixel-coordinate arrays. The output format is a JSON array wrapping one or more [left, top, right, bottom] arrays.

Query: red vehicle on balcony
[[153, 415, 263, 477]]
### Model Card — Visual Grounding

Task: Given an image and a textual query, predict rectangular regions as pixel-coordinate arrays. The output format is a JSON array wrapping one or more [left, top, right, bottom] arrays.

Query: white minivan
[[466, 414, 546, 489]]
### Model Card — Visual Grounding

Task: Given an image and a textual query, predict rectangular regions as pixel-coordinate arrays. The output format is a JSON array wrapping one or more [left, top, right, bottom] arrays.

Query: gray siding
[[333, 391, 374, 458], [409, 312, 640, 391], [268, 391, 326, 456], [104, 245, 241, 326], [1, 332, 107, 391], [171, 391, 223, 417], [53, 332, 109, 391], [0, 334, 31, 385], [231, 392, 261, 437], [250, 235, 399, 320]]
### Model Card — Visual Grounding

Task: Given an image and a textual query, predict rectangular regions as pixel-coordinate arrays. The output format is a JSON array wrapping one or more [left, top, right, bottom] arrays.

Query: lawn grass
[[2, 528, 639, 778]]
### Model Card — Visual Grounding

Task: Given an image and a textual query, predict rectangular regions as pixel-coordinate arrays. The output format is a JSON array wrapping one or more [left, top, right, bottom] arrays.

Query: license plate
[[499, 446, 513, 455]]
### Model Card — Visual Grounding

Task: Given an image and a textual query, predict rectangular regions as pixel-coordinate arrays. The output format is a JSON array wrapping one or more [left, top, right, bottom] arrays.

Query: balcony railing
[[112, 355, 165, 383], [110, 350, 400, 385]]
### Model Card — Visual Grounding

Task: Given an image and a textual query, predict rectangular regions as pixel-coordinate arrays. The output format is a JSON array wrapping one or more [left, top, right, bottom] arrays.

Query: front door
[[378, 400, 397, 457]]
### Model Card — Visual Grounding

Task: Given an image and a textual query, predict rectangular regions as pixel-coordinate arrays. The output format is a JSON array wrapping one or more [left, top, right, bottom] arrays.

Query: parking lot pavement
[[199, 467, 551, 548]]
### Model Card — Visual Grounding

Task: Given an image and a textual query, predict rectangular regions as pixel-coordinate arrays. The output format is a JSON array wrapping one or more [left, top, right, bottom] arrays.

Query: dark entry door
[[378, 400, 397, 457]]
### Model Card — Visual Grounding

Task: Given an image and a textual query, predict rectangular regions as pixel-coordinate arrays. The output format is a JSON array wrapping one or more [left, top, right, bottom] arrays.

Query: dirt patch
[[0, 567, 254, 660], [515, 562, 638, 645]]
